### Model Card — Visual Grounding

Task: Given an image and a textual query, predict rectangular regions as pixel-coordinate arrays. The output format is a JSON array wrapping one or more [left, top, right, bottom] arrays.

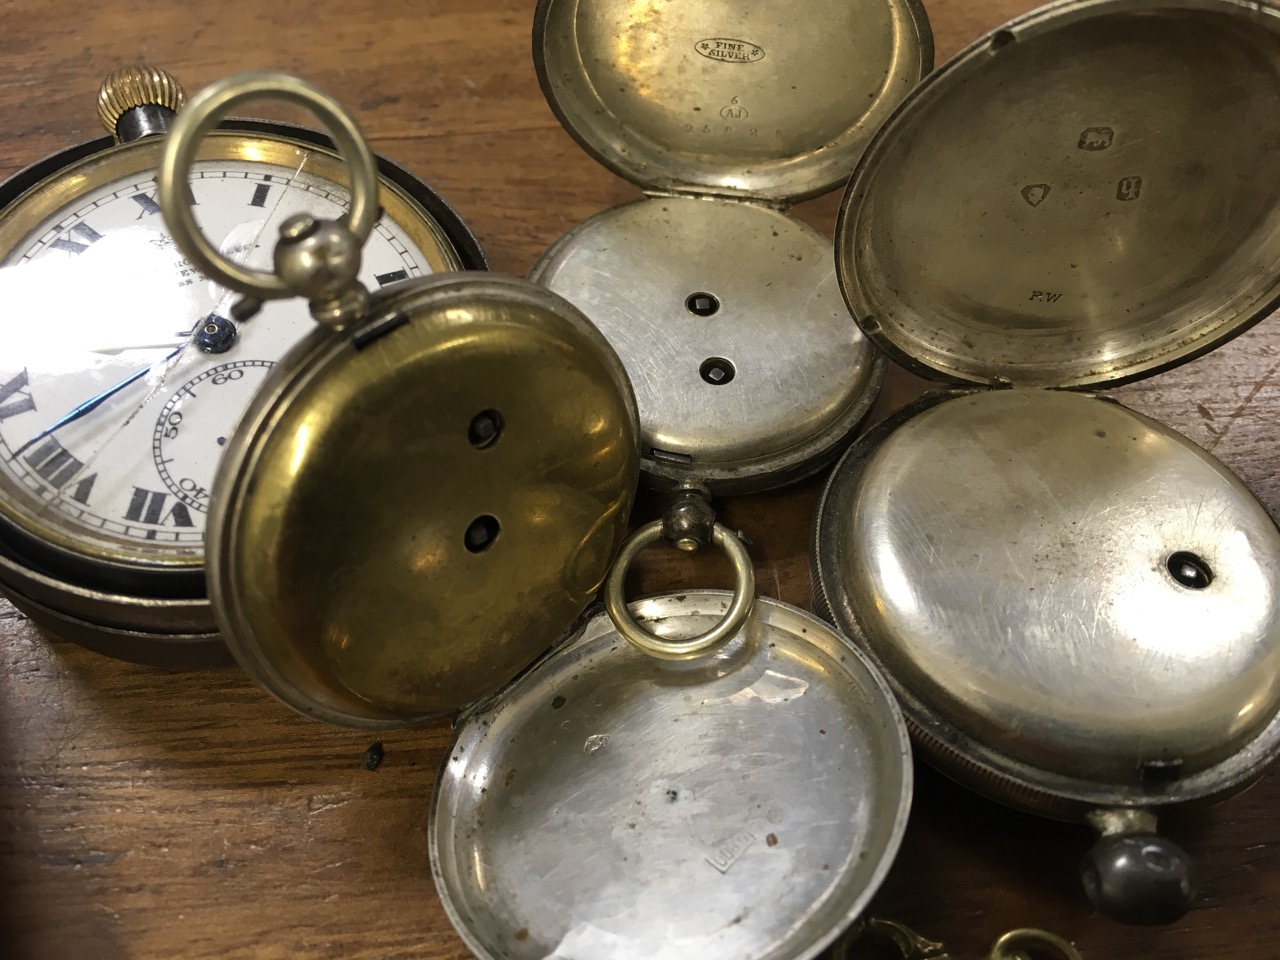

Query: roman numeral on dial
[[376, 269, 409, 287], [23, 436, 85, 488], [48, 222, 104, 255], [0, 370, 36, 421], [133, 192, 162, 217], [124, 487, 194, 527]]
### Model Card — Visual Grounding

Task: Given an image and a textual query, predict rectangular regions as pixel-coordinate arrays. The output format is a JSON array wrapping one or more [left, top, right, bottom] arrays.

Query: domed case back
[[208, 275, 641, 727]]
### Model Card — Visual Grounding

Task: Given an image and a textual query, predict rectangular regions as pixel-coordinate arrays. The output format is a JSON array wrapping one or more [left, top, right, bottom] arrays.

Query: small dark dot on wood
[[363, 741, 385, 771]]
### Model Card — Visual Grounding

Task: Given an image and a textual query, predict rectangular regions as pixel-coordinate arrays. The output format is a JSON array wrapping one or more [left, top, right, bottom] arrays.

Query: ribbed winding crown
[[97, 65, 186, 139]]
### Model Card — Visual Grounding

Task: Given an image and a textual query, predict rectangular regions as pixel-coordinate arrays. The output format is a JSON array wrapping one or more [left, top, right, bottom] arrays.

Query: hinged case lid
[[534, 0, 933, 203], [208, 275, 641, 727], [431, 592, 913, 960], [835, 0, 1280, 388]]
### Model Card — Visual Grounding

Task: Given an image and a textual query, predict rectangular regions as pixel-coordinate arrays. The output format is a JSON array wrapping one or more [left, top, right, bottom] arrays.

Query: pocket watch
[[156, 73, 930, 960], [0, 65, 484, 667], [528, 0, 932, 496], [812, 0, 1280, 924]]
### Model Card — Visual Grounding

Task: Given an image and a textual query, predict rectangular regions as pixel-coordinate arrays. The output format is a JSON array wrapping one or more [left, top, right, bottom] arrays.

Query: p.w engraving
[[695, 38, 766, 63], [1029, 291, 1064, 303]]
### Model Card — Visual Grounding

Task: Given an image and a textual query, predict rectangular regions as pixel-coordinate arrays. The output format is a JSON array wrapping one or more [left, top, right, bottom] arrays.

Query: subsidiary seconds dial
[[153, 360, 275, 515]]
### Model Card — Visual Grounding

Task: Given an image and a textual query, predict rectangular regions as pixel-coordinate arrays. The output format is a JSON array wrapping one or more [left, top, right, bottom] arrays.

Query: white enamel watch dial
[[0, 136, 459, 581]]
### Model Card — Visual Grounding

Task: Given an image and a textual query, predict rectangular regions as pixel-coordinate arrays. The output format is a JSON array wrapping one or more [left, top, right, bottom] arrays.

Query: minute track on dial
[[0, 158, 436, 558]]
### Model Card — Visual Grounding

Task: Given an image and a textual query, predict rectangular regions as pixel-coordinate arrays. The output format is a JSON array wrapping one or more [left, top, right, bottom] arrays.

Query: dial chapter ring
[[158, 71, 379, 299], [603, 519, 754, 660]]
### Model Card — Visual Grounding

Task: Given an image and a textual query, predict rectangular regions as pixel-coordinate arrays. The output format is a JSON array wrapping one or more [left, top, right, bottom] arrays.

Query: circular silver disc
[[531, 197, 885, 492], [431, 591, 911, 960], [815, 389, 1280, 803]]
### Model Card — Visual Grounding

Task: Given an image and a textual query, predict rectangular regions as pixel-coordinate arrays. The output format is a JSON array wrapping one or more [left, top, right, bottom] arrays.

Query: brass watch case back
[[816, 0, 1280, 818], [210, 275, 640, 726], [530, 0, 931, 493], [0, 122, 484, 668]]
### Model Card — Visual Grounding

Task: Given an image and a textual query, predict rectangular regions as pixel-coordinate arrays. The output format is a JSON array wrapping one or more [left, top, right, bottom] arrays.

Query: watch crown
[[97, 65, 186, 140]]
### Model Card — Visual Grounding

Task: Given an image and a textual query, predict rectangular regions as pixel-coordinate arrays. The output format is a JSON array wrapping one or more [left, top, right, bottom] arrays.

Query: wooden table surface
[[2, 0, 1278, 957]]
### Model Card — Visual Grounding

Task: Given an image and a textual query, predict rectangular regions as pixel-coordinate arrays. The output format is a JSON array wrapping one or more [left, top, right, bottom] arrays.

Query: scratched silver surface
[[816, 389, 1280, 791], [430, 592, 912, 960], [531, 196, 884, 493], [835, 0, 1280, 389]]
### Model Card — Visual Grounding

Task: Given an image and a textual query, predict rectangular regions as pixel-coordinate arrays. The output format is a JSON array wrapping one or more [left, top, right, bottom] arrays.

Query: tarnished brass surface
[[210, 275, 639, 726], [838, 0, 1280, 387], [535, 0, 932, 202]]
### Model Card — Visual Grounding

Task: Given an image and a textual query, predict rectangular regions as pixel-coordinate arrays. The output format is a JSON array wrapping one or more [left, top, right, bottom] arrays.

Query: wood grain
[[2, 0, 1279, 957]]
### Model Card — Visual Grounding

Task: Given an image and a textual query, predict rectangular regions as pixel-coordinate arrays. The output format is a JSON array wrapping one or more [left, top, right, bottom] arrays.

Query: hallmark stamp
[[1078, 127, 1114, 151], [705, 830, 757, 874], [695, 38, 766, 63], [1116, 176, 1143, 201], [1021, 183, 1051, 207]]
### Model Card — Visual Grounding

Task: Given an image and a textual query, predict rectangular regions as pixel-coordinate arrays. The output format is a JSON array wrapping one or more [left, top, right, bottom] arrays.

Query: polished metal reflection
[[837, 0, 1280, 387], [432, 592, 912, 960], [210, 276, 640, 726], [815, 390, 1280, 805], [604, 520, 755, 660], [532, 196, 884, 491], [535, 0, 932, 200]]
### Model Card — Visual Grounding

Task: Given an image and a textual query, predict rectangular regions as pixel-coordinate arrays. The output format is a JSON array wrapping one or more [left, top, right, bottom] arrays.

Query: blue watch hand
[[13, 310, 242, 460], [13, 343, 185, 458]]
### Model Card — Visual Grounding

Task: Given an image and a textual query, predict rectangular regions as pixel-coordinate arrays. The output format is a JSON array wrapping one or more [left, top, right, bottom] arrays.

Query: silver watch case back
[[432, 591, 912, 960], [529, 0, 933, 494], [813, 0, 1280, 923]]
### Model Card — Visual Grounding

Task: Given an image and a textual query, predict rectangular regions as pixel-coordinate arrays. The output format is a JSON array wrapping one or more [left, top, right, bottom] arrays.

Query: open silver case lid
[[531, 0, 931, 493], [817, 0, 1280, 924], [836, 0, 1280, 390], [432, 592, 912, 960]]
